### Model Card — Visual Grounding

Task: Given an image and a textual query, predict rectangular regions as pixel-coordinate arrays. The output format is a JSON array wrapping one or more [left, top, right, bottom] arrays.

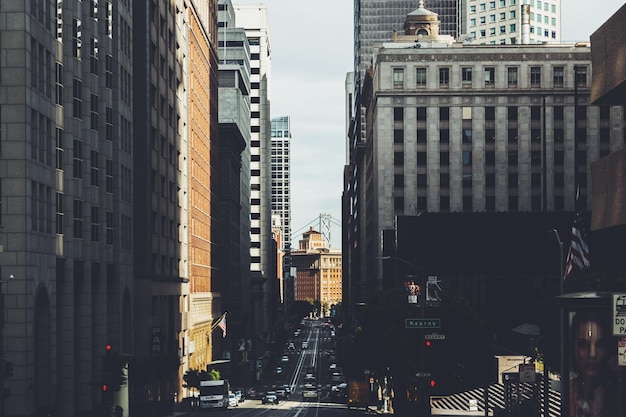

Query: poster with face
[[568, 310, 622, 417]]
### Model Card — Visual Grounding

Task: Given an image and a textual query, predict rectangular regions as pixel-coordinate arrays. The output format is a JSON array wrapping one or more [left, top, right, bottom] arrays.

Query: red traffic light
[[102, 384, 108, 392], [105, 344, 112, 351], [429, 379, 436, 388], [425, 340, 431, 347]]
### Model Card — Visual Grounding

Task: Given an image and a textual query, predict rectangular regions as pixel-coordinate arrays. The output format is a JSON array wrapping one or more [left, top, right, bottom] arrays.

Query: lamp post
[[548, 229, 564, 417]]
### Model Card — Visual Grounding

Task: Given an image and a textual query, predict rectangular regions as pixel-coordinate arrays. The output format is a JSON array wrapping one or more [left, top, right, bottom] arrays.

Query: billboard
[[568, 310, 622, 417]]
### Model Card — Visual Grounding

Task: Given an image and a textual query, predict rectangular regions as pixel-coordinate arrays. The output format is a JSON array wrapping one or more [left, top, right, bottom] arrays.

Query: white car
[[262, 391, 279, 405], [228, 392, 238, 408], [301, 341, 308, 349], [281, 355, 289, 363]]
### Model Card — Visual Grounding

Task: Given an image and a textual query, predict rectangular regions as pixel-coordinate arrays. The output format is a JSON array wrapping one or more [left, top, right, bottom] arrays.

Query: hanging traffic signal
[[429, 378, 436, 388], [102, 384, 108, 392], [425, 340, 431, 347], [105, 344, 112, 352]]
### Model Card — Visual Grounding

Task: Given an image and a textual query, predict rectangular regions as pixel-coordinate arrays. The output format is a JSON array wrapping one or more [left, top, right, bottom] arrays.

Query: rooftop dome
[[408, 0, 438, 17]]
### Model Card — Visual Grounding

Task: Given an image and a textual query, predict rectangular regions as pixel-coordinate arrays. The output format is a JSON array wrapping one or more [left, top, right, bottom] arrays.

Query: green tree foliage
[[182, 368, 221, 393]]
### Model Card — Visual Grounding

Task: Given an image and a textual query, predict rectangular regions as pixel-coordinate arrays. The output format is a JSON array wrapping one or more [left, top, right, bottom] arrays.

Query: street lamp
[[548, 229, 565, 417]]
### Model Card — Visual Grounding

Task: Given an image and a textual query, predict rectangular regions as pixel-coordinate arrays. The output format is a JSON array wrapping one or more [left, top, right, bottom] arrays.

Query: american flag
[[217, 313, 227, 338], [563, 208, 590, 280]]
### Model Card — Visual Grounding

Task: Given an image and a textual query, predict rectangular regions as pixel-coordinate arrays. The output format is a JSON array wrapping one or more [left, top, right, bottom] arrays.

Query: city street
[[180, 318, 378, 417]]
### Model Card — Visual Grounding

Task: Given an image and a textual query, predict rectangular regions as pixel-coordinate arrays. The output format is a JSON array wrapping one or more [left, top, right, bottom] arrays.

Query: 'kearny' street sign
[[405, 318, 441, 329]]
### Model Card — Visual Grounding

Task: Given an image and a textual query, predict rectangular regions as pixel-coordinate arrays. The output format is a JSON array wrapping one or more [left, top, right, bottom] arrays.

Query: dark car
[[262, 391, 279, 405]]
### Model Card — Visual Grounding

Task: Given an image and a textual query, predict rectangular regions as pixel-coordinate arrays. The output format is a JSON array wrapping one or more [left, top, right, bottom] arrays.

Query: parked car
[[228, 392, 238, 408], [234, 390, 244, 403], [262, 391, 279, 405]]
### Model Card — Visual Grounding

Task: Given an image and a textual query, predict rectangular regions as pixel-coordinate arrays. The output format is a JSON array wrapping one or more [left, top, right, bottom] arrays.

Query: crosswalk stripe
[[431, 381, 561, 416]]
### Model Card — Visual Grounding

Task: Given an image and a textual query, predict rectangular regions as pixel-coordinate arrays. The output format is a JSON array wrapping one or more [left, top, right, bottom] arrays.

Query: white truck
[[199, 379, 230, 409]]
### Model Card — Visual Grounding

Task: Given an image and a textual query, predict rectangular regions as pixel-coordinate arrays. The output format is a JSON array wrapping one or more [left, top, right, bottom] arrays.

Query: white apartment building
[[461, 0, 562, 45]]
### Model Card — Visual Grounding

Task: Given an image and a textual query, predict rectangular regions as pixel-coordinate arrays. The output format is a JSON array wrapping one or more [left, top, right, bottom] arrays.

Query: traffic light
[[429, 378, 436, 388], [3, 360, 14, 378], [425, 340, 431, 348]]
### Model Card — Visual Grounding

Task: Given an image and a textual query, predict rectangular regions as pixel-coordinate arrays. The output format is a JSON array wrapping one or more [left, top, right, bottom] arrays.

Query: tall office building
[[354, 0, 459, 94], [0, 1, 134, 415], [270, 116, 292, 250], [234, 4, 274, 335], [217, 0, 253, 374], [459, 0, 562, 45]]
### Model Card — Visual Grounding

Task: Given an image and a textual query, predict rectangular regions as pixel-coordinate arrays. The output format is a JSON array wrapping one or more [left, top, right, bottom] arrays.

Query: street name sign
[[405, 318, 441, 329], [613, 294, 626, 336], [424, 333, 446, 340]]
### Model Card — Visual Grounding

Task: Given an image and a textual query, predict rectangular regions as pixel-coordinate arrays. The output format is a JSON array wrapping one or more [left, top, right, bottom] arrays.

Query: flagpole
[[549, 229, 564, 417], [211, 311, 227, 332]]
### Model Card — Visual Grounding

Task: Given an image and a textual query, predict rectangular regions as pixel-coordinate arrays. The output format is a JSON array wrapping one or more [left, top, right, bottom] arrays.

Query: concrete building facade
[[233, 4, 275, 338], [216, 0, 253, 378], [0, 0, 134, 415], [344, 4, 626, 303]]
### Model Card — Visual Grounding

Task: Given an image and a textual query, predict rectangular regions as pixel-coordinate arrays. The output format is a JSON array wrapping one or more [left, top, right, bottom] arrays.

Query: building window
[[90, 150, 99, 186], [56, 192, 64, 235], [530, 66, 541, 87], [106, 211, 114, 245], [439, 67, 450, 86], [553, 66, 564, 87], [393, 68, 404, 89], [462, 67, 472, 85], [575, 66, 588, 87], [73, 199, 83, 239], [72, 78, 82, 118], [56, 128, 64, 170], [105, 158, 113, 193], [394, 129, 404, 144], [507, 67, 518, 87], [91, 205, 99, 242], [484, 67, 495, 86], [416, 67, 427, 86], [394, 107, 404, 122], [90, 94, 99, 130], [72, 18, 82, 59], [73, 139, 83, 178]]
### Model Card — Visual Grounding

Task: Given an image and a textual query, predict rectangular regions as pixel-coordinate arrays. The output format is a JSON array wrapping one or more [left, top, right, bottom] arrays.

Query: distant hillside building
[[292, 228, 342, 314]]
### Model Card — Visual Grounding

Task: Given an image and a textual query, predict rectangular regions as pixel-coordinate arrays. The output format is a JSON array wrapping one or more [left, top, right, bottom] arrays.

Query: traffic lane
[[182, 397, 367, 417]]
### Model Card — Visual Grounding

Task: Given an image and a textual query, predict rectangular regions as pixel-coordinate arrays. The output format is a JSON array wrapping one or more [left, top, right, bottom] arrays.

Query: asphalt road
[[182, 318, 379, 417]]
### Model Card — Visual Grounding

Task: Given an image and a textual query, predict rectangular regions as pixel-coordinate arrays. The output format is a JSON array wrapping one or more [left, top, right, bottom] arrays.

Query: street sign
[[518, 364, 535, 383], [424, 333, 445, 340], [405, 318, 441, 329], [415, 372, 431, 377], [613, 294, 626, 336]]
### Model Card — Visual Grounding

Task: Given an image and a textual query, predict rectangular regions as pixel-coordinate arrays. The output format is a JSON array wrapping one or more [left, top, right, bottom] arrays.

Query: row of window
[[29, 180, 117, 244], [393, 65, 587, 89], [395, 191, 576, 213], [470, 11, 516, 25], [470, 0, 556, 13]]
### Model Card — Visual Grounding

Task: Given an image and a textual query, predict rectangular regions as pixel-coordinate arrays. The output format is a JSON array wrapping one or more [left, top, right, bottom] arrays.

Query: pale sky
[[233, 0, 626, 249]]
